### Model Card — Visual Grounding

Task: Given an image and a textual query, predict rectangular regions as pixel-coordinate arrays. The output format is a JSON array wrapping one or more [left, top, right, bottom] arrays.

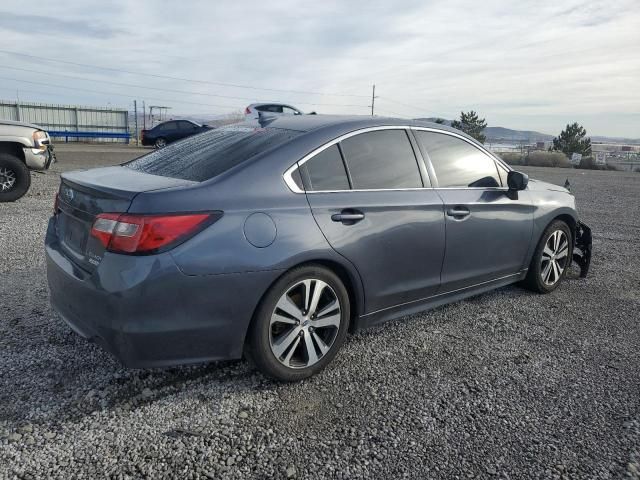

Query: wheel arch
[[243, 257, 365, 354], [0, 142, 26, 163], [552, 213, 576, 238]]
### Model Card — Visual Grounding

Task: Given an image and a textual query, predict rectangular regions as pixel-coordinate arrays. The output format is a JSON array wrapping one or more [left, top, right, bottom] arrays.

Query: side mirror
[[507, 171, 528, 191]]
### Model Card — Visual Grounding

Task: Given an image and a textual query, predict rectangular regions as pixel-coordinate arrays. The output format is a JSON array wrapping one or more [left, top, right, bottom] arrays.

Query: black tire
[[0, 153, 31, 202], [247, 264, 350, 381], [154, 137, 167, 149], [522, 220, 573, 293]]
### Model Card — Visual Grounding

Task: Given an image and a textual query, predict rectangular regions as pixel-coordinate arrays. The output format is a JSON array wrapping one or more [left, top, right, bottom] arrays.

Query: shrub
[[577, 156, 611, 170], [497, 152, 524, 165], [527, 151, 571, 168]]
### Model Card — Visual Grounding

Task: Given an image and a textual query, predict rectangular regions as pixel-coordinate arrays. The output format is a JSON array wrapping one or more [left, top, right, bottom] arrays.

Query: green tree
[[451, 111, 487, 143], [434, 118, 446, 124], [552, 122, 592, 156]]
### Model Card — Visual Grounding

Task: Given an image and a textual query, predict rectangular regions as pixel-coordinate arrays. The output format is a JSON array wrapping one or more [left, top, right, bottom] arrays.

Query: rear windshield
[[126, 125, 300, 181]]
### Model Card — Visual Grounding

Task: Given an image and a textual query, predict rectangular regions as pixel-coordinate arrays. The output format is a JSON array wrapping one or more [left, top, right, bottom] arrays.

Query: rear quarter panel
[[127, 145, 366, 315]]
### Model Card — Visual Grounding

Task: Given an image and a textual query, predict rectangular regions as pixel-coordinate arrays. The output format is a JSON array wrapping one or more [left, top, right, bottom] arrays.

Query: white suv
[[0, 120, 55, 202]]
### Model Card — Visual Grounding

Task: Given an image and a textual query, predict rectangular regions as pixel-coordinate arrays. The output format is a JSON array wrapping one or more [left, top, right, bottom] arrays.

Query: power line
[[0, 76, 240, 110], [0, 65, 368, 108], [0, 49, 369, 98]]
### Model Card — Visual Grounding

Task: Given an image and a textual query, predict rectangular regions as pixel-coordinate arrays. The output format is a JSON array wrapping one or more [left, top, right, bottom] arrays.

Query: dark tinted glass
[[257, 105, 283, 113], [340, 130, 422, 189], [158, 122, 176, 132], [126, 126, 300, 181], [303, 145, 350, 191], [178, 121, 196, 130], [415, 131, 501, 188]]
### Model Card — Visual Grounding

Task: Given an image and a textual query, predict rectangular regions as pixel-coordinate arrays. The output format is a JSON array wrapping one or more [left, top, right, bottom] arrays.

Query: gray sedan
[[45, 116, 591, 381]]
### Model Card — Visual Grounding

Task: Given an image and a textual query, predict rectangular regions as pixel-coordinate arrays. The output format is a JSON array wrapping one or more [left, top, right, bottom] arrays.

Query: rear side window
[[126, 126, 300, 181], [301, 145, 350, 191], [339, 130, 422, 189], [415, 131, 501, 188], [178, 121, 196, 130]]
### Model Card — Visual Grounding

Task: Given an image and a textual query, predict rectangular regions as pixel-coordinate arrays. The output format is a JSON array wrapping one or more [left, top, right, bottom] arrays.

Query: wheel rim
[[156, 139, 166, 148], [0, 167, 17, 191], [541, 230, 569, 286], [269, 279, 341, 369]]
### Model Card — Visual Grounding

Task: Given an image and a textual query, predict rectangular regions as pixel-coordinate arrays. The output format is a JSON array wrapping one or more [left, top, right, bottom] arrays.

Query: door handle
[[331, 210, 365, 224], [446, 207, 471, 219]]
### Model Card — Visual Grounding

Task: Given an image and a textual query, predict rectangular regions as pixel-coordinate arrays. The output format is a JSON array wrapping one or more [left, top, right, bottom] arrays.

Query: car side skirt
[[356, 270, 528, 330]]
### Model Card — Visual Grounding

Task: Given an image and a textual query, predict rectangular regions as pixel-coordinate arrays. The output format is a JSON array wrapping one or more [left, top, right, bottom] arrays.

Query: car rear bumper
[[45, 218, 281, 368]]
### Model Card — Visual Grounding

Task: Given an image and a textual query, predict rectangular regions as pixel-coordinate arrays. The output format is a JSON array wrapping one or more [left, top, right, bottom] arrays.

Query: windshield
[[126, 125, 300, 181]]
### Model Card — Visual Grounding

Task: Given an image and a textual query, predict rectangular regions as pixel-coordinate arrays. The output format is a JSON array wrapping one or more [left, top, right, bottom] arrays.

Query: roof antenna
[[564, 178, 571, 192]]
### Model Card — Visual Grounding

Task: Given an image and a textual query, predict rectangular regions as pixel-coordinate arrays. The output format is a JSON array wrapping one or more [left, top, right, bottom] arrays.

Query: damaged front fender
[[573, 221, 592, 277]]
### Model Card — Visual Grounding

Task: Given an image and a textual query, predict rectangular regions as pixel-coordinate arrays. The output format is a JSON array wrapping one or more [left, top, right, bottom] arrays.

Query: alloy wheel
[[269, 279, 341, 369], [155, 138, 167, 148], [0, 167, 16, 192], [540, 230, 569, 286]]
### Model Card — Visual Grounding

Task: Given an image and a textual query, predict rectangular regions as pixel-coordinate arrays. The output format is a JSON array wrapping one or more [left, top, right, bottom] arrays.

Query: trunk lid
[[55, 166, 196, 272]]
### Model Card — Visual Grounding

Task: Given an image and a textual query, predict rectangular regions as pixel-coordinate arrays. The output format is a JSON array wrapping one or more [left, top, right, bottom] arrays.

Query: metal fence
[[0, 100, 129, 143]]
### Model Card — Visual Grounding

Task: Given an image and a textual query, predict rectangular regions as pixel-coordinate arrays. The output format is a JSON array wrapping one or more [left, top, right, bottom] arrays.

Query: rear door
[[413, 129, 534, 292], [301, 128, 446, 314]]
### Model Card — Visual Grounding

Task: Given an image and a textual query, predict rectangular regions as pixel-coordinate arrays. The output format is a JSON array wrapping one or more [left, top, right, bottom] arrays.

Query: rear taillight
[[90, 212, 219, 254]]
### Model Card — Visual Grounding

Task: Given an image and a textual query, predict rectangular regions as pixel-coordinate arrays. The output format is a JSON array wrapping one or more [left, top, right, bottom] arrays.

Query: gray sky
[[0, 0, 638, 137]]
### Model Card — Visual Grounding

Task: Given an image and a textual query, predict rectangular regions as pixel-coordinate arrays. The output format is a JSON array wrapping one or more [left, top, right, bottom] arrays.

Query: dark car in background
[[141, 120, 211, 148], [46, 116, 591, 381]]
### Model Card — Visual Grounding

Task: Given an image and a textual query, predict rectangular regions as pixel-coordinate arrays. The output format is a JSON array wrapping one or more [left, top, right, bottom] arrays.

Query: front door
[[413, 129, 533, 292], [299, 129, 446, 313]]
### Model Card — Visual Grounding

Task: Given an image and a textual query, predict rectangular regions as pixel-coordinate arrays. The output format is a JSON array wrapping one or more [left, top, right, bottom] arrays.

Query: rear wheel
[[522, 220, 572, 293], [0, 153, 30, 202], [247, 265, 350, 381], [154, 137, 167, 149]]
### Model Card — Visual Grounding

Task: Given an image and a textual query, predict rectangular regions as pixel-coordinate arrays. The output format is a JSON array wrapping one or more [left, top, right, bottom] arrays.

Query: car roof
[[247, 102, 300, 110], [263, 114, 469, 137]]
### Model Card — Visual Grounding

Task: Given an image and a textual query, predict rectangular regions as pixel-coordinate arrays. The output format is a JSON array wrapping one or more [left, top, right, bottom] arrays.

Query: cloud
[[0, 0, 638, 137], [0, 11, 125, 39]]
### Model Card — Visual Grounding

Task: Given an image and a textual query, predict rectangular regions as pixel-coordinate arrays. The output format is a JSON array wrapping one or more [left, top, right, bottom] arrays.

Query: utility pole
[[370, 84, 377, 116], [133, 100, 139, 146], [142, 101, 146, 131]]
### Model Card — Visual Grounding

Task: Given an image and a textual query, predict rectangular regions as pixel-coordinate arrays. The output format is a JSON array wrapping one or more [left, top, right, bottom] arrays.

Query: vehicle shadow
[[0, 313, 275, 429]]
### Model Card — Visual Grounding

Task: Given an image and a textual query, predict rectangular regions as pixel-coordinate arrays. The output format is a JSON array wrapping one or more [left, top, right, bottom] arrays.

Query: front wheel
[[522, 220, 573, 293], [247, 265, 350, 381], [0, 153, 31, 202]]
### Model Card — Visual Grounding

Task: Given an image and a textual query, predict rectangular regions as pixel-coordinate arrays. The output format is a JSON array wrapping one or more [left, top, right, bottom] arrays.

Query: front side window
[[339, 130, 422, 189], [301, 145, 350, 191], [257, 105, 283, 113], [415, 131, 501, 188]]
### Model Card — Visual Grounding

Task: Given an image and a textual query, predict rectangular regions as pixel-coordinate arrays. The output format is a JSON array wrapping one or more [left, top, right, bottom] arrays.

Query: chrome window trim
[[282, 125, 512, 194]]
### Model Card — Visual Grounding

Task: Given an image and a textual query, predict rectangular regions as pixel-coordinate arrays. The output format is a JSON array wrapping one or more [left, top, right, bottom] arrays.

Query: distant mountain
[[416, 118, 553, 143]]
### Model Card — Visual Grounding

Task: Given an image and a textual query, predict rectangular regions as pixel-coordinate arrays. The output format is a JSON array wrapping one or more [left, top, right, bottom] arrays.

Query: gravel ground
[[1, 149, 639, 479]]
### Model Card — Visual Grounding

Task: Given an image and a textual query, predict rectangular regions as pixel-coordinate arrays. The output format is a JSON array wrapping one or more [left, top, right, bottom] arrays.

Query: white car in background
[[244, 103, 304, 125]]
